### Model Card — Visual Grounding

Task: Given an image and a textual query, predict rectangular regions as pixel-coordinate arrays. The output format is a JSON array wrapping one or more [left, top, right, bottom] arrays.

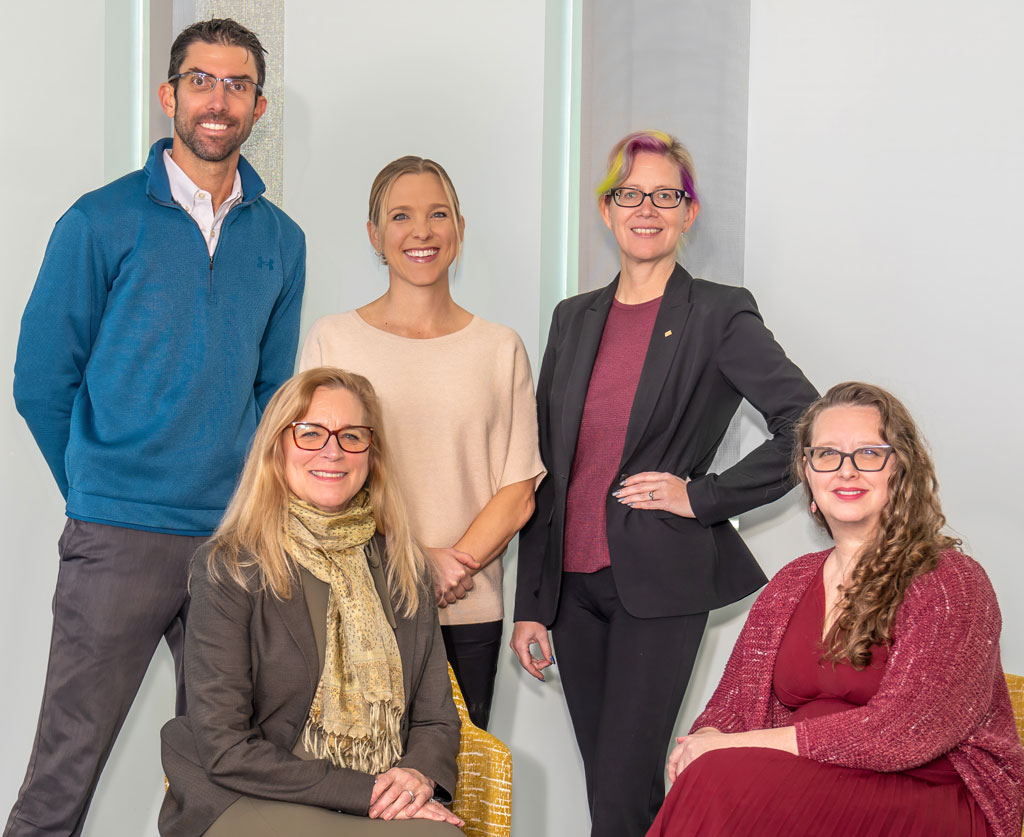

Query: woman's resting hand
[[406, 799, 464, 825], [667, 728, 724, 782], [428, 546, 481, 608], [667, 726, 798, 783], [614, 472, 695, 518], [510, 621, 554, 681], [370, 766, 459, 823]]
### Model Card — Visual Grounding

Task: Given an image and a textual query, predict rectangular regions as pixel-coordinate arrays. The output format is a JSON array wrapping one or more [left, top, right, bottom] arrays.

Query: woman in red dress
[[648, 382, 1024, 837]]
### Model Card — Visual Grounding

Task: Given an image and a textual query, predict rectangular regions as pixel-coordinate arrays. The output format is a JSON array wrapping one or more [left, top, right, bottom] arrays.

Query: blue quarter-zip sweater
[[14, 139, 306, 535]]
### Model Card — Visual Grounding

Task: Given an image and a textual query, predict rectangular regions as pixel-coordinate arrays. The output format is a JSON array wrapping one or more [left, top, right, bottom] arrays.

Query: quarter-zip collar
[[144, 137, 266, 209]]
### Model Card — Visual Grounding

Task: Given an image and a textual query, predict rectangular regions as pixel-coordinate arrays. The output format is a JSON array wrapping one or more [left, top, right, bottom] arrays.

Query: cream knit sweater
[[300, 310, 545, 625]]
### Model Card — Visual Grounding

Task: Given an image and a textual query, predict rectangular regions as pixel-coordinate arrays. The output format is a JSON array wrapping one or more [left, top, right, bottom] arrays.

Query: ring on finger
[[406, 789, 416, 801], [649, 490, 655, 500]]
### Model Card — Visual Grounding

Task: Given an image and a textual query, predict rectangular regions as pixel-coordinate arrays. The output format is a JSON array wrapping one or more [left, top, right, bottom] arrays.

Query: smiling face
[[368, 172, 464, 289], [159, 41, 266, 170], [805, 405, 894, 539], [282, 386, 371, 513], [600, 151, 698, 271]]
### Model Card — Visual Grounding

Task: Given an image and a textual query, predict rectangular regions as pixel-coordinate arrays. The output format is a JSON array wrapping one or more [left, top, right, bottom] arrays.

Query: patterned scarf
[[284, 490, 405, 772]]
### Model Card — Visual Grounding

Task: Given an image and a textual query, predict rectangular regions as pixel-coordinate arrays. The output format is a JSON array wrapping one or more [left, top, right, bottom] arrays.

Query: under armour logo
[[257, 256, 275, 270]]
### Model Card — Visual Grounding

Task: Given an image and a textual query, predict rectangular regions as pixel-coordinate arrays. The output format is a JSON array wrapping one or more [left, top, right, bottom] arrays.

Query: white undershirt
[[163, 149, 243, 257]]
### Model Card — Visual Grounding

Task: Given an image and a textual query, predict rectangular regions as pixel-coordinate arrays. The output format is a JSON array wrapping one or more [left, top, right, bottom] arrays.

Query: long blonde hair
[[205, 367, 429, 616], [793, 382, 960, 667]]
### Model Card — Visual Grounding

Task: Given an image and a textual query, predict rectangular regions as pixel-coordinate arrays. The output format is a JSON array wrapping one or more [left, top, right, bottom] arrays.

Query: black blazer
[[514, 265, 818, 624], [159, 537, 459, 837]]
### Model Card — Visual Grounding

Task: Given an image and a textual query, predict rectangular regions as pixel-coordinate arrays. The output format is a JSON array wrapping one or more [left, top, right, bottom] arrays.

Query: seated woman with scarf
[[159, 367, 462, 836]]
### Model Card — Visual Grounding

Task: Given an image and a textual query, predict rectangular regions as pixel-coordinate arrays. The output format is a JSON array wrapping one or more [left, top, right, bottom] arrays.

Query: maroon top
[[773, 562, 959, 782], [563, 296, 661, 573]]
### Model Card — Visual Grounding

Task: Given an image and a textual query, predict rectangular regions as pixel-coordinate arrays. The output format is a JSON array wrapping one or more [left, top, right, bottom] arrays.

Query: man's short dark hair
[[168, 18, 268, 90]]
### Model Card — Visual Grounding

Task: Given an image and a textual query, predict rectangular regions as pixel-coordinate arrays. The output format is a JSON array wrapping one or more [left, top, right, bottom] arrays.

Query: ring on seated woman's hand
[[406, 789, 415, 801], [649, 490, 655, 500]]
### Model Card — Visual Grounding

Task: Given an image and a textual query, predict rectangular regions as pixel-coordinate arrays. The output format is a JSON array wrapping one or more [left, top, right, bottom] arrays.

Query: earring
[[377, 251, 387, 266], [810, 500, 818, 515]]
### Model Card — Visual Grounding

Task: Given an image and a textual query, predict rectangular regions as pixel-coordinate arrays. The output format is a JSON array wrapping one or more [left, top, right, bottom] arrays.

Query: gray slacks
[[205, 798, 464, 836], [4, 518, 204, 837]]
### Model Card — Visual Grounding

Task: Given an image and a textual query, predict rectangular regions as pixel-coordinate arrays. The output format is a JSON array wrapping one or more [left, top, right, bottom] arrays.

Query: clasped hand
[[613, 472, 695, 517], [428, 546, 481, 608], [369, 766, 462, 825]]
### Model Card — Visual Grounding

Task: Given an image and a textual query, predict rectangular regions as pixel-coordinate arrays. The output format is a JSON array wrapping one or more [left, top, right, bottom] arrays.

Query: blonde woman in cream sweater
[[301, 156, 544, 730]]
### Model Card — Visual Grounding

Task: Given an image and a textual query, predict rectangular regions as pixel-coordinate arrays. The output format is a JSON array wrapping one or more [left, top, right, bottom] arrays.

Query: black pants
[[5, 519, 203, 837], [440, 619, 503, 730], [552, 568, 708, 837]]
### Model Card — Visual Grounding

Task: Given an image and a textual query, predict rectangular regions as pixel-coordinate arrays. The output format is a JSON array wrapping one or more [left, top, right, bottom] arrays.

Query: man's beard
[[174, 109, 252, 163]]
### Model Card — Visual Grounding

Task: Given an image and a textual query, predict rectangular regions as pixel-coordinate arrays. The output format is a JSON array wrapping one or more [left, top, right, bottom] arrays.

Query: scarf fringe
[[302, 701, 404, 773]]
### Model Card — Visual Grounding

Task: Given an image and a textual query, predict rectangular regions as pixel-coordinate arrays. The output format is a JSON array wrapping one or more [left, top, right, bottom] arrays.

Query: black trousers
[[5, 519, 204, 837], [440, 619, 503, 730], [552, 568, 708, 837]]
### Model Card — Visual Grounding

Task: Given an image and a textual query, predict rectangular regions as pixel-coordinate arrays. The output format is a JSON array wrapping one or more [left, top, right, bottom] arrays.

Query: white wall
[[681, 0, 1024, 731]]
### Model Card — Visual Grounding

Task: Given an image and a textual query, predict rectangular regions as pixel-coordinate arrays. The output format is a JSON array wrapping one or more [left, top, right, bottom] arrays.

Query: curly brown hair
[[792, 382, 960, 668]]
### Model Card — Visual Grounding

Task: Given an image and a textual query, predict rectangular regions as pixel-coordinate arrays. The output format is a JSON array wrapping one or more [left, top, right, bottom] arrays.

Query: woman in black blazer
[[511, 130, 817, 837]]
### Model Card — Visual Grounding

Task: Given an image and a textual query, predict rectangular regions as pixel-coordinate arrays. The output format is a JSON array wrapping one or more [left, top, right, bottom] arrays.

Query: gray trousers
[[4, 519, 205, 837], [205, 798, 464, 837]]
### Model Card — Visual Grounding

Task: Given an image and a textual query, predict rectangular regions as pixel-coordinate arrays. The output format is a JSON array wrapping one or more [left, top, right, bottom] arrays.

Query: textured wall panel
[[182, 0, 286, 206]]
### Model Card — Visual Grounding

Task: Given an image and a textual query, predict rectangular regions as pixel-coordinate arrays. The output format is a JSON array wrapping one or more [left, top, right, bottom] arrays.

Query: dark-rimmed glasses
[[608, 188, 689, 209], [289, 423, 374, 453], [804, 446, 895, 472], [169, 72, 264, 98]]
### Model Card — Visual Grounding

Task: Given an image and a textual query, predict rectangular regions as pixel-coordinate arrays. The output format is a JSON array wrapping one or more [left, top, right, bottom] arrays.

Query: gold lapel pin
[[664, 330, 673, 337]]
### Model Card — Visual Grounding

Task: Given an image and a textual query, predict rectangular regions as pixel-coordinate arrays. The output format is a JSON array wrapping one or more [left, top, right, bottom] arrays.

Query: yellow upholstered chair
[[1007, 673, 1024, 747], [1006, 673, 1024, 837], [448, 664, 512, 837]]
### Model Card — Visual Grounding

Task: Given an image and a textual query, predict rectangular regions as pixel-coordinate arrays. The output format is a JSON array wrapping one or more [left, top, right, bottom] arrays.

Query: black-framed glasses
[[169, 72, 263, 98], [608, 187, 689, 209], [804, 446, 895, 472], [289, 423, 374, 453]]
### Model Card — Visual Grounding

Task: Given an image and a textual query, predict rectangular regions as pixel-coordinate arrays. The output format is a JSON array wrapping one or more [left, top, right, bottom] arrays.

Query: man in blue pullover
[[7, 19, 305, 837]]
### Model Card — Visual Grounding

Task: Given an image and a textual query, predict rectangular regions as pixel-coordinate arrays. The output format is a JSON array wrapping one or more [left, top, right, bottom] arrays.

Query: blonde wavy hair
[[205, 367, 430, 616], [793, 382, 960, 668]]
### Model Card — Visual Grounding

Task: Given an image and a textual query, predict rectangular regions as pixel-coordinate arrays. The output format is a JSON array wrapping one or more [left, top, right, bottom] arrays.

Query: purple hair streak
[[596, 130, 699, 205]]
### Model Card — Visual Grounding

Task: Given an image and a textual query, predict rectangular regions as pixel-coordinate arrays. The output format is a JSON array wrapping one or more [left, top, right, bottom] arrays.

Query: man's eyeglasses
[[804, 446, 895, 472], [289, 423, 374, 453], [169, 71, 263, 98], [608, 188, 689, 209]]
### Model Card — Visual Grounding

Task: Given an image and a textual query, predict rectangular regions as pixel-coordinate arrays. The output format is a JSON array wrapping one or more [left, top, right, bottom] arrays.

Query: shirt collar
[[163, 148, 242, 212]]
